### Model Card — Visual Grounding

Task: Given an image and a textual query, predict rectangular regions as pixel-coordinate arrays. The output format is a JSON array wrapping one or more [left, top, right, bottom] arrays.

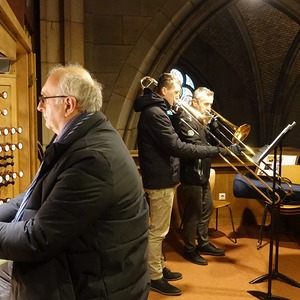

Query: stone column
[[39, 0, 84, 145]]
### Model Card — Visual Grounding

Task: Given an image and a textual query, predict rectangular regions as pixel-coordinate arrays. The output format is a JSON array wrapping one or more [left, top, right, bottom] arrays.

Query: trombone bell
[[233, 124, 251, 144], [211, 109, 251, 143]]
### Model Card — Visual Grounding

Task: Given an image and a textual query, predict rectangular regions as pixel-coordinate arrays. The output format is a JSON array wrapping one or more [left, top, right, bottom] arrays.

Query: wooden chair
[[210, 169, 237, 243]]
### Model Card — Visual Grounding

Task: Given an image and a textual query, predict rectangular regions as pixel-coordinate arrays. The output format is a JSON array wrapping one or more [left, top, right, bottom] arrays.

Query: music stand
[[248, 122, 299, 300], [252, 122, 296, 165]]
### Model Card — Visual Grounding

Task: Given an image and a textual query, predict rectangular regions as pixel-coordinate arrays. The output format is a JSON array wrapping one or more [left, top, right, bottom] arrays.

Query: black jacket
[[172, 110, 215, 185], [134, 88, 222, 189], [0, 112, 150, 300]]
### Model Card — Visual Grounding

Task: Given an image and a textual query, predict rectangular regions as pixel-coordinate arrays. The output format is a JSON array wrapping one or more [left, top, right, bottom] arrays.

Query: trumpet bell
[[233, 124, 251, 143]]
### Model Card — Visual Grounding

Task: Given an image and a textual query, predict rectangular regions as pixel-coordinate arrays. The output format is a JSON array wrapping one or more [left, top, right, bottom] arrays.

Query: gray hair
[[49, 63, 103, 112], [193, 87, 214, 101]]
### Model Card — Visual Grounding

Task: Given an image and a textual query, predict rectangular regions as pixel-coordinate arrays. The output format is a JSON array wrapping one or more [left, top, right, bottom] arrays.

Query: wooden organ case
[[0, 0, 38, 203]]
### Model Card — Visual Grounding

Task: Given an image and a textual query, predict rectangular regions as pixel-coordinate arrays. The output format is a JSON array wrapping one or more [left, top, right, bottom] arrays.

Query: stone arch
[[114, 0, 239, 148], [101, 0, 300, 148]]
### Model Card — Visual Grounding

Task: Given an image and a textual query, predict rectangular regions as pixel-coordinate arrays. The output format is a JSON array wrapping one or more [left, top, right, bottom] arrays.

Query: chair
[[232, 165, 300, 249], [233, 165, 300, 297], [257, 202, 300, 249], [210, 169, 237, 243], [255, 165, 300, 249]]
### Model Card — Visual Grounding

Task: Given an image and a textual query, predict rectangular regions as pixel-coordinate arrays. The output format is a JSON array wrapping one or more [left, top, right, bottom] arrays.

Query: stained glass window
[[170, 68, 195, 102]]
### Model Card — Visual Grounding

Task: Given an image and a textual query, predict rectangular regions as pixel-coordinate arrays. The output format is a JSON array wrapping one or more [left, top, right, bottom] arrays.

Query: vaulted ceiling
[[8, 0, 299, 149], [174, 0, 300, 148]]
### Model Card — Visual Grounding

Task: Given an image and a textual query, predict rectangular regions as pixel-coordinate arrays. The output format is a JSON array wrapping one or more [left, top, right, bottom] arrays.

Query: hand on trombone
[[218, 144, 243, 157], [229, 144, 243, 156]]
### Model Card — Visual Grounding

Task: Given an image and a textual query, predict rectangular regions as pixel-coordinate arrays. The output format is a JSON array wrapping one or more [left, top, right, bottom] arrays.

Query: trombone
[[140, 76, 158, 89], [209, 109, 251, 144], [175, 98, 293, 205], [206, 108, 293, 192], [139, 75, 293, 204]]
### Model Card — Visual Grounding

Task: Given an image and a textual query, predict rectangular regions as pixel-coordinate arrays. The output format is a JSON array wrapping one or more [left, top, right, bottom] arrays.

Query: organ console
[[0, 143, 23, 152], [0, 91, 8, 99], [0, 109, 8, 116], [0, 126, 22, 135], [0, 89, 24, 203], [0, 1, 39, 207]]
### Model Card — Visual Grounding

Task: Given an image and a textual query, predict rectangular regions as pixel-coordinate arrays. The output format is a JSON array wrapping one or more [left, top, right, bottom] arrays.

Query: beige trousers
[[145, 187, 175, 280]]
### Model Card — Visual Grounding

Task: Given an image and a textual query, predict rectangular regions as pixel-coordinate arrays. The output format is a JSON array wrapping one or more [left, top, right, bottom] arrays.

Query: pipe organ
[[0, 89, 24, 202], [0, 0, 38, 203]]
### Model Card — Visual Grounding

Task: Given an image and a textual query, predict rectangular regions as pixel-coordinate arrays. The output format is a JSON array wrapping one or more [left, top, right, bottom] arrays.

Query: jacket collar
[[41, 111, 106, 172]]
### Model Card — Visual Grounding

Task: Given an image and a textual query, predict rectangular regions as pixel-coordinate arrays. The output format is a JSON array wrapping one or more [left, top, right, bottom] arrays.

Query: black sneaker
[[163, 267, 182, 281], [151, 277, 182, 296], [183, 249, 208, 265], [197, 242, 225, 256]]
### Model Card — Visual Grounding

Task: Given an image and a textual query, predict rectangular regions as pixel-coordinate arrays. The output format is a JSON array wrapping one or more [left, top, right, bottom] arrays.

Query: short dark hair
[[156, 73, 181, 93]]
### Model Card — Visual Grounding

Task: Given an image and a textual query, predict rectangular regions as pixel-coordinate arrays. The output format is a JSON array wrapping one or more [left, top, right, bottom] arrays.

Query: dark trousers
[[180, 183, 213, 251]]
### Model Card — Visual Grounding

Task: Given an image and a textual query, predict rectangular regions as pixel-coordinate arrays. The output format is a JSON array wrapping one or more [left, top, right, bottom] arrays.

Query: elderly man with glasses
[[0, 64, 150, 300]]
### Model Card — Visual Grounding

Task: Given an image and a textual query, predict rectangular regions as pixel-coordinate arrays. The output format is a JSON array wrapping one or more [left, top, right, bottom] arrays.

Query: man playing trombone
[[173, 87, 240, 265], [134, 75, 235, 296]]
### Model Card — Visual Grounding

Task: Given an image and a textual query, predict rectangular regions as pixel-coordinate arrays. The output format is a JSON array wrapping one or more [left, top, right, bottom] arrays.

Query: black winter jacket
[[172, 110, 215, 185], [134, 88, 223, 189], [0, 112, 150, 300]]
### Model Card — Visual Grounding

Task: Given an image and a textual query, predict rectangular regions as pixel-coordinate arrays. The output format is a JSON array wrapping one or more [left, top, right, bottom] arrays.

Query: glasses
[[38, 95, 68, 104]]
